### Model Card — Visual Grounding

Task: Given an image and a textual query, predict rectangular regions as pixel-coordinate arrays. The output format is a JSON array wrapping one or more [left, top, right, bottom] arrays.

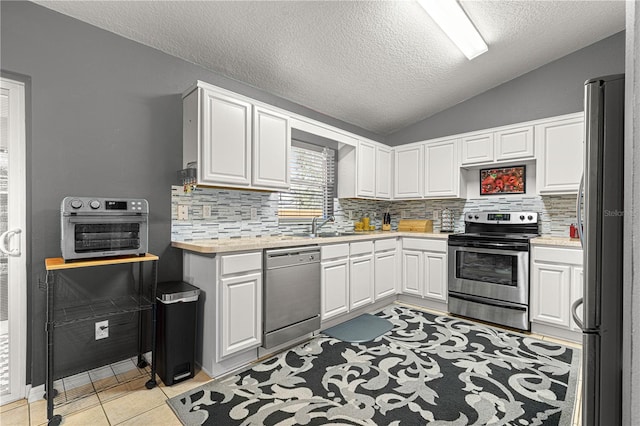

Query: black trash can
[[156, 281, 200, 386]]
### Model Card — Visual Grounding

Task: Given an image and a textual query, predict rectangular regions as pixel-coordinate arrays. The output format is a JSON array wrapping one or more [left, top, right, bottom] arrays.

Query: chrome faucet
[[311, 215, 335, 235]]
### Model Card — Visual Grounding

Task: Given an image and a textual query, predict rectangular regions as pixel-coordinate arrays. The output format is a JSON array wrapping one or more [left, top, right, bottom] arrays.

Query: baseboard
[[396, 294, 448, 314], [27, 384, 44, 403]]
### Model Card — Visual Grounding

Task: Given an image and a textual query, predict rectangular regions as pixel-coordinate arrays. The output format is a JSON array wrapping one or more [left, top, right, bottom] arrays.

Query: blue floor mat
[[323, 313, 393, 342]]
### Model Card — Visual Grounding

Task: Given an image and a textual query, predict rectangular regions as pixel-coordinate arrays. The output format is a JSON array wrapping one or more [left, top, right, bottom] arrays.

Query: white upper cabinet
[[356, 140, 376, 198], [535, 113, 584, 194], [338, 139, 392, 200], [394, 144, 423, 199], [183, 82, 291, 191], [461, 132, 494, 165], [252, 106, 290, 190], [375, 145, 392, 199], [423, 138, 463, 198], [495, 126, 534, 161], [200, 89, 253, 186], [461, 125, 534, 166]]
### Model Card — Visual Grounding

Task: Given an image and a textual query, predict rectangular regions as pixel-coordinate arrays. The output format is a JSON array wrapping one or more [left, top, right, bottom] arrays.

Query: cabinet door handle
[[0, 228, 22, 257]]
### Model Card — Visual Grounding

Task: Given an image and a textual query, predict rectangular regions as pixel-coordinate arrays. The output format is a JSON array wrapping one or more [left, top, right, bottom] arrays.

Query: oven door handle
[[449, 241, 529, 251], [65, 216, 147, 224], [450, 245, 528, 256]]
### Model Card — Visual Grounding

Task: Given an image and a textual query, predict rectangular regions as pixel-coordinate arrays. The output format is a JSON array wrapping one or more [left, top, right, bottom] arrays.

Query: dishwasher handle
[[265, 246, 320, 269], [265, 246, 320, 258]]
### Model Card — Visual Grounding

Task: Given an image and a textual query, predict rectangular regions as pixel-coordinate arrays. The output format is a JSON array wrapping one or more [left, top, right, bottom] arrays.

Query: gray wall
[[0, 1, 380, 386], [386, 31, 626, 145]]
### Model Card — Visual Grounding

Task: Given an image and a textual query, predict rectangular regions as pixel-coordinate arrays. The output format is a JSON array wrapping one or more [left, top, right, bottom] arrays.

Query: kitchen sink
[[290, 232, 356, 238], [317, 231, 356, 238]]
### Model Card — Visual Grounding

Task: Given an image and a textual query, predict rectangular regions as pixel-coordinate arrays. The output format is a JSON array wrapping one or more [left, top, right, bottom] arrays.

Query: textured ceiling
[[32, 1, 625, 135]]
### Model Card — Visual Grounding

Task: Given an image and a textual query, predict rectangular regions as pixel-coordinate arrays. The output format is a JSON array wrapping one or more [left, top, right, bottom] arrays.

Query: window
[[278, 140, 336, 221]]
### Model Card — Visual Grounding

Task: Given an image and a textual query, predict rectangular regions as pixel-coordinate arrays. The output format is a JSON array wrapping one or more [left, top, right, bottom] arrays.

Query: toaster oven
[[60, 197, 149, 260]]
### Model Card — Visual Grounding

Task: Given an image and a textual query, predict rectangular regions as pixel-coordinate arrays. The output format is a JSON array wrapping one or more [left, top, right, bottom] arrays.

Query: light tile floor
[[1, 304, 583, 425], [0, 357, 211, 425]]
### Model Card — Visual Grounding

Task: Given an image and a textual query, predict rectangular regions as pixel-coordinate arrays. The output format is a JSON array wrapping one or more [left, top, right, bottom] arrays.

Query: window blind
[[278, 140, 336, 220]]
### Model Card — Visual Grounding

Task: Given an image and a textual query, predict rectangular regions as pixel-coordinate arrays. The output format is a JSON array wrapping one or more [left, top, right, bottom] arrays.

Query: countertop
[[173, 232, 583, 253], [530, 236, 582, 248], [172, 231, 451, 254]]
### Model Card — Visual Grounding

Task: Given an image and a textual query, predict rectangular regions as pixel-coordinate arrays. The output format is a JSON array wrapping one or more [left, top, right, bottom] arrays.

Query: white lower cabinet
[[321, 257, 349, 321], [321, 239, 397, 321], [401, 250, 423, 296], [349, 242, 374, 310], [531, 262, 571, 327], [350, 255, 374, 309], [423, 252, 447, 301], [182, 250, 263, 377], [374, 250, 397, 300], [219, 272, 262, 358], [530, 245, 583, 338], [401, 238, 447, 303]]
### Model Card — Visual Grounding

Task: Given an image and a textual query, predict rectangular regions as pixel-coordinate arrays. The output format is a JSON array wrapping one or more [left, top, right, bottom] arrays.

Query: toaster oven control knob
[[70, 199, 83, 209], [89, 200, 101, 209], [474, 215, 479, 219], [520, 215, 525, 220], [468, 215, 473, 219], [527, 215, 533, 220]]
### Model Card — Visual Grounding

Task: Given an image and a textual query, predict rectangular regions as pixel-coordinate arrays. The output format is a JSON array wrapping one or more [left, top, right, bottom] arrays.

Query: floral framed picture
[[480, 165, 526, 195]]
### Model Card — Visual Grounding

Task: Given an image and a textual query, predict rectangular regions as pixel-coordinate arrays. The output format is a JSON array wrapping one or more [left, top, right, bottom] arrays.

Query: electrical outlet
[[95, 320, 109, 340], [402, 210, 409, 219], [178, 204, 189, 220], [348, 210, 353, 220], [433, 209, 440, 220], [203, 204, 212, 218], [250, 207, 258, 221]]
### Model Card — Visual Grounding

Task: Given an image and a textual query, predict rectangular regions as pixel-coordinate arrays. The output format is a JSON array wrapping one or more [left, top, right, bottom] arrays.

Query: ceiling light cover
[[418, 0, 488, 60]]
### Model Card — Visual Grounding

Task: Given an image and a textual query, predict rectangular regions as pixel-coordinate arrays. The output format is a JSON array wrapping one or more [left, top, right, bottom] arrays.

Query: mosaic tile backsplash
[[171, 186, 579, 241]]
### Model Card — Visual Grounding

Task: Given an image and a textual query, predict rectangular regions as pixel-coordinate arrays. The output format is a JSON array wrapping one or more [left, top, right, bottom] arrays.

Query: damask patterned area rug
[[168, 305, 580, 425]]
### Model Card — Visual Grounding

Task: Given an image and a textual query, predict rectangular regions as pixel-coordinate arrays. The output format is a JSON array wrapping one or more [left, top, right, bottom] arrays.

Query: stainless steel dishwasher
[[263, 246, 321, 349]]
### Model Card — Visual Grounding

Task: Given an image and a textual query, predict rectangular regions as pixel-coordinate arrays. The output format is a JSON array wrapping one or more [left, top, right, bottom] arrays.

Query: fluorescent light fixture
[[417, 0, 488, 60]]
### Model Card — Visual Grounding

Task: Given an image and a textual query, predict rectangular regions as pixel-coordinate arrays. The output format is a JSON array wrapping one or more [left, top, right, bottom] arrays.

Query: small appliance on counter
[[397, 219, 433, 233], [60, 196, 149, 260], [440, 208, 455, 232]]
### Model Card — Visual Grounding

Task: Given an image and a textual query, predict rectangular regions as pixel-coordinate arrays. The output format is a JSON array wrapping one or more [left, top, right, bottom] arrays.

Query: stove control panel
[[465, 211, 538, 224]]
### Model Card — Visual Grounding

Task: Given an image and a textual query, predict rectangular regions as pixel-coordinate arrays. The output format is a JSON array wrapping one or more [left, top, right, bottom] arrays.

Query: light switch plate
[[402, 210, 409, 219], [250, 207, 258, 221], [203, 204, 212, 218]]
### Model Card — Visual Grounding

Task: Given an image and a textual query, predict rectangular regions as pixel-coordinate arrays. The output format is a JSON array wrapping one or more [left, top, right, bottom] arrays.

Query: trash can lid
[[157, 281, 200, 302]]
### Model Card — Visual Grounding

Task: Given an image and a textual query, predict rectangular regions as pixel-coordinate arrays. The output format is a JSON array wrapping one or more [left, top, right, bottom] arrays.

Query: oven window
[[456, 251, 517, 286], [74, 223, 140, 253]]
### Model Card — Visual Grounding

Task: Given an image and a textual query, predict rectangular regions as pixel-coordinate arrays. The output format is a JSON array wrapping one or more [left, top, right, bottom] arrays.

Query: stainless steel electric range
[[447, 211, 540, 331]]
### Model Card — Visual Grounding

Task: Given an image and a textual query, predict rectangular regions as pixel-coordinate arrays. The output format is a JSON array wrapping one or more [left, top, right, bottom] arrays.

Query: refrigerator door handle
[[576, 174, 584, 248], [571, 297, 584, 330]]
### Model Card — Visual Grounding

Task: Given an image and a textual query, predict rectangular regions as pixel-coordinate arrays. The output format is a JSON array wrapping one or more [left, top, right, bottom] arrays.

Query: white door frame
[[0, 77, 27, 405]]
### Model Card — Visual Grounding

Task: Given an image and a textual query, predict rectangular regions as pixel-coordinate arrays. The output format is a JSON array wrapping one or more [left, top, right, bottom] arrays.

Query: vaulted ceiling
[[33, 1, 626, 135]]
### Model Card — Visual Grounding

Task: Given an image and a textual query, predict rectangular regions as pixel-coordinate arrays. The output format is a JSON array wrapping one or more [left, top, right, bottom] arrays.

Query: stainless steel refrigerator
[[573, 74, 625, 426]]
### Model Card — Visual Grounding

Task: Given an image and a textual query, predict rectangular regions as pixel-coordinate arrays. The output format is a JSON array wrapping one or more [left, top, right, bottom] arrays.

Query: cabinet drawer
[[375, 238, 397, 252], [402, 238, 447, 253], [532, 246, 582, 265], [220, 251, 262, 275], [350, 241, 374, 256], [321, 243, 349, 261]]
